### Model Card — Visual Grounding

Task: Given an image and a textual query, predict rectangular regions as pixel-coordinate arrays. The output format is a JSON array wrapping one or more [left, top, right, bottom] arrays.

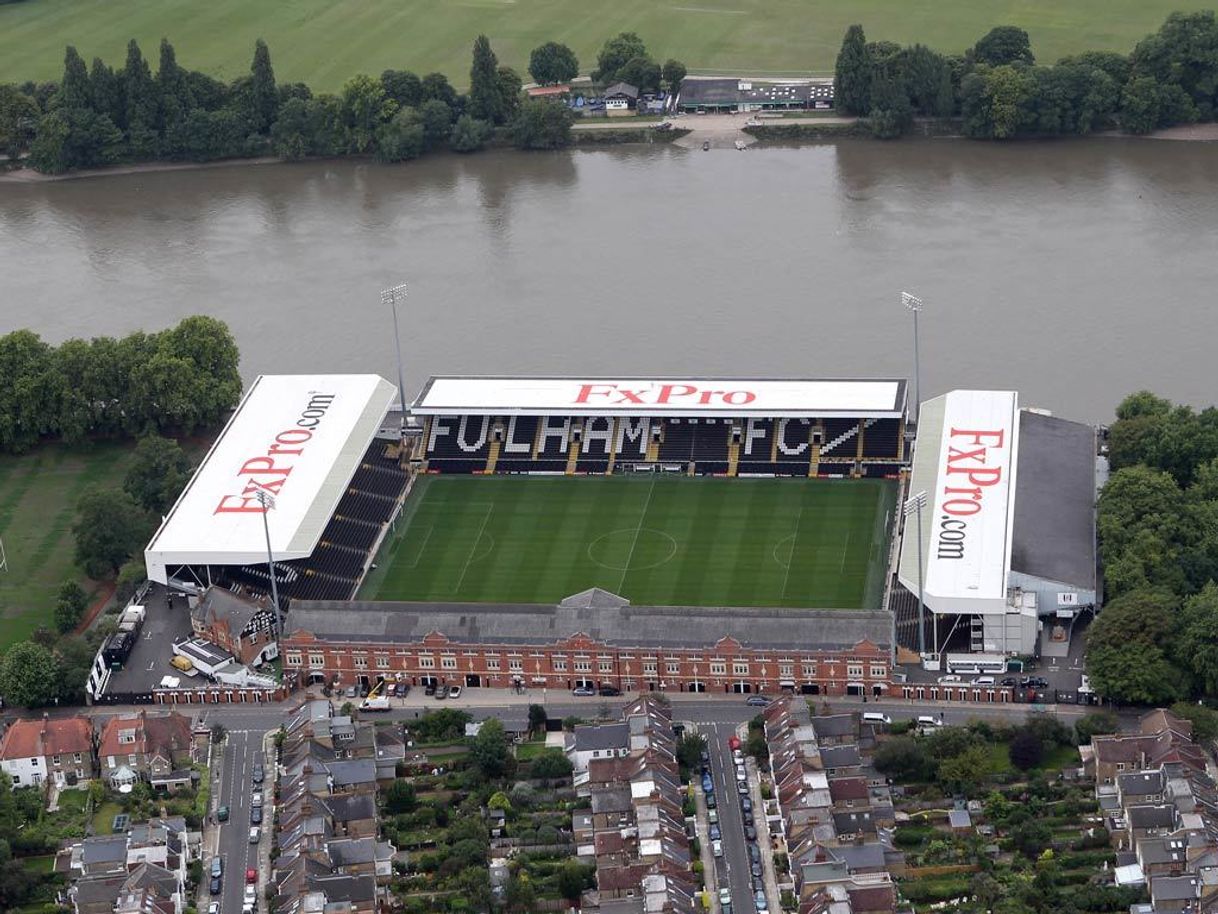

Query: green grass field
[[361, 475, 895, 609], [0, 0, 1199, 92], [0, 442, 135, 648]]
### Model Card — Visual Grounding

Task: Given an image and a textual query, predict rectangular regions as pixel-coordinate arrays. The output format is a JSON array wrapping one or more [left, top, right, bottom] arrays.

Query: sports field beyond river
[[361, 474, 895, 609], [0, 0, 1198, 92]]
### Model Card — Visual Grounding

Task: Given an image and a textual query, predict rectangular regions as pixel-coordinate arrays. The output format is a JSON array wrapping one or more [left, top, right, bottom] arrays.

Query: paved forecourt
[[361, 474, 895, 609]]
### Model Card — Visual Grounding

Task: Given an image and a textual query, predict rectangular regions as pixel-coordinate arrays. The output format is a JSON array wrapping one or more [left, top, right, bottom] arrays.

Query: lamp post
[[253, 487, 284, 640], [901, 291, 923, 426], [382, 283, 409, 437], [903, 490, 928, 657]]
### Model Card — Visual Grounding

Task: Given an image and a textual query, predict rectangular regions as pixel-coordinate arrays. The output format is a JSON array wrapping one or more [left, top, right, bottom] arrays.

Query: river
[[2, 138, 1216, 422]]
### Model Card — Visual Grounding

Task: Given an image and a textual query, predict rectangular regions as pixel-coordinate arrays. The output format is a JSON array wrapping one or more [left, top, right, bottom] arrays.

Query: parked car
[[250, 806, 263, 825], [708, 808, 719, 824], [732, 748, 743, 764], [1000, 677, 1018, 687], [718, 888, 732, 906], [712, 840, 723, 857], [755, 890, 769, 911], [745, 695, 771, 707], [722, 905, 732, 914], [705, 792, 717, 809], [701, 775, 713, 793], [752, 877, 765, 893], [709, 823, 721, 840], [727, 735, 741, 751], [249, 827, 260, 844], [208, 904, 220, 914], [745, 825, 757, 841], [252, 765, 264, 784], [210, 858, 223, 878], [751, 861, 762, 878], [245, 868, 257, 885], [741, 796, 752, 812], [209, 876, 222, 896], [434, 685, 449, 700], [344, 685, 357, 698], [243, 886, 257, 907], [699, 749, 710, 765], [217, 805, 230, 822], [735, 766, 747, 782], [448, 686, 462, 699], [742, 810, 753, 826], [572, 686, 595, 697], [598, 685, 621, 696], [737, 780, 749, 795], [251, 791, 263, 808], [917, 715, 943, 728]]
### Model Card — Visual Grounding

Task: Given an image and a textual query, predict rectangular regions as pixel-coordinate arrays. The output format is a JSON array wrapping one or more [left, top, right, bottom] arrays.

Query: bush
[[449, 114, 492, 153]]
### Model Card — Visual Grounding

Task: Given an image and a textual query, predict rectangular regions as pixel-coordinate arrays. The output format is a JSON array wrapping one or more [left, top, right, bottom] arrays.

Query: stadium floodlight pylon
[[252, 486, 284, 641], [381, 283, 410, 440], [903, 490, 928, 657], [901, 291, 923, 426]]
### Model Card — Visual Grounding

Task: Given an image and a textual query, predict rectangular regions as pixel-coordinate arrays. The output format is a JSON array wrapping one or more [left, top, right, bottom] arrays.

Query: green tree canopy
[[834, 25, 872, 115], [54, 579, 89, 633], [471, 717, 512, 779], [468, 36, 505, 124], [0, 641, 59, 707], [662, 59, 687, 94], [972, 26, 1035, 67], [73, 487, 151, 578], [249, 39, 278, 132], [340, 74, 396, 153], [511, 98, 574, 150], [593, 32, 648, 84], [124, 435, 193, 515], [381, 70, 423, 108], [1008, 728, 1045, 770], [1086, 587, 1187, 704], [529, 42, 579, 85], [448, 114, 491, 153]]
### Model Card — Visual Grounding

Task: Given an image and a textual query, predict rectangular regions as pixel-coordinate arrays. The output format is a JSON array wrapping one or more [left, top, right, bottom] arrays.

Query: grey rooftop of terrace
[[286, 588, 892, 650]]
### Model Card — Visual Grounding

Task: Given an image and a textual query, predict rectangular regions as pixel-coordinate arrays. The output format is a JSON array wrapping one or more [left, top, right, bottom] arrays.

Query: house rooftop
[[572, 722, 630, 752], [0, 714, 93, 760]]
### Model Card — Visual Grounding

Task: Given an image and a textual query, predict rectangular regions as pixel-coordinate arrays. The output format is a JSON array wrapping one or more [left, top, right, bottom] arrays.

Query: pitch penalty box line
[[453, 502, 495, 594], [779, 505, 803, 602]]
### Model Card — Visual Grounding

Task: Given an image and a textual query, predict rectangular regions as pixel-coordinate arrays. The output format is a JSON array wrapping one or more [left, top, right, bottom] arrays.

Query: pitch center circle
[[587, 528, 679, 572]]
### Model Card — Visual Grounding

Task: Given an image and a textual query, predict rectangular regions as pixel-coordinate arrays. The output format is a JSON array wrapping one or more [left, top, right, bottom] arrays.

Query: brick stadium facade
[[281, 590, 896, 697]]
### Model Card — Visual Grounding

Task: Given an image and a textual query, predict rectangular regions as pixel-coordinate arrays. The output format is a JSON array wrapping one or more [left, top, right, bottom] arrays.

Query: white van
[[973, 676, 996, 686], [916, 715, 943, 728], [862, 712, 892, 726]]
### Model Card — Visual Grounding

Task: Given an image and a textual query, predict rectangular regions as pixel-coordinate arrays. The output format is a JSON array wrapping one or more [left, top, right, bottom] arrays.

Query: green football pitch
[[360, 474, 896, 609]]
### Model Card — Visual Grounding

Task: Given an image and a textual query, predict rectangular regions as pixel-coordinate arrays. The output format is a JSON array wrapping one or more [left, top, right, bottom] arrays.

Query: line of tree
[[2, 33, 686, 173], [1085, 391, 1218, 704], [834, 11, 1218, 139], [0, 314, 240, 453]]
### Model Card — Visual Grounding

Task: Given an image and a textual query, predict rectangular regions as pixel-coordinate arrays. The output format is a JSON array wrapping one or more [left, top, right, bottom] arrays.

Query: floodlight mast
[[382, 284, 410, 438], [901, 291, 923, 427], [252, 487, 284, 641], [902, 490, 928, 657]]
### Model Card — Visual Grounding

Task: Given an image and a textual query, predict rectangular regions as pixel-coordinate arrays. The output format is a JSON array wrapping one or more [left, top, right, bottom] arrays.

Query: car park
[[250, 806, 263, 825], [712, 840, 723, 858], [448, 686, 462, 699], [745, 695, 770, 707], [572, 686, 595, 697]]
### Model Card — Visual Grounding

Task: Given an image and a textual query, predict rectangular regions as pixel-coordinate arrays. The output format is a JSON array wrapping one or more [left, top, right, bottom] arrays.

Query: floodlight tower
[[253, 488, 284, 640], [901, 291, 923, 426], [382, 283, 410, 437]]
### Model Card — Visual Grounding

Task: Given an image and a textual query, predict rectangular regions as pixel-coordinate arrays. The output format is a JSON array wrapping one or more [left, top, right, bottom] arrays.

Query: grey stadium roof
[[286, 588, 892, 651], [1010, 410, 1097, 590]]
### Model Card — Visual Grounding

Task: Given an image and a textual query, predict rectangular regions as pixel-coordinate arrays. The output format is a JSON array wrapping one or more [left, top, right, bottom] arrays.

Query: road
[[706, 721, 759, 913], [209, 729, 264, 914]]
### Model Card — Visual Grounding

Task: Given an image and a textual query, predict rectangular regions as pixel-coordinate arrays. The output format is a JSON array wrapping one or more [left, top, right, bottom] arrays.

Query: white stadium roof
[[898, 390, 1020, 614], [145, 374, 397, 585], [411, 377, 907, 418]]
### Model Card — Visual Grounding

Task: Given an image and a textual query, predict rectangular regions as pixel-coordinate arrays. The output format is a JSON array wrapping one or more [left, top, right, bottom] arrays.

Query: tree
[[115, 559, 145, 604], [420, 73, 458, 109], [593, 33, 648, 85], [73, 487, 151, 578], [27, 106, 123, 174], [124, 435, 192, 514], [867, 71, 913, 138], [156, 40, 195, 156], [122, 39, 159, 158], [487, 790, 512, 813], [469, 35, 504, 124], [496, 66, 523, 123], [1120, 75, 1163, 134], [0, 641, 59, 707], [339, 74, 396, 153], [1009, 728, 1045, 770], [1130, 11, 1218, 119], [1086, 587, 1187, 704], [834, 25, 872, 115], [374, 108, 425, 162], [54, 579, 89, 633], [972, 26, 1035, 67], [617, 56, 662, 92], [511, 98, 574, 149], [556, 861, 595, 903], [384, 779, 417, 813], [1170, 701, 1218, 741], [452, 867, 492, 912], [936, 744, 991, 793], [0, 84, 39, 159], [59, 46, 92, 110], [662, 59, 687, 94], [54, 636, 94, 705], [676, 732, 707, 772], [527, 703, 548, 733], [381, 70, 423, 108], [470, 717, 511, 778], [529, 749, 573, 780], [412, 98, 451, 149], [504, 874, 536, 914], [1074, 710, 1120, 744], [529, 42, 579, 85], [874, 736, 933, 782], [0, 330, 58, 450], [1177, 584, 1218, 694], [249, 39, 278, 133]]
